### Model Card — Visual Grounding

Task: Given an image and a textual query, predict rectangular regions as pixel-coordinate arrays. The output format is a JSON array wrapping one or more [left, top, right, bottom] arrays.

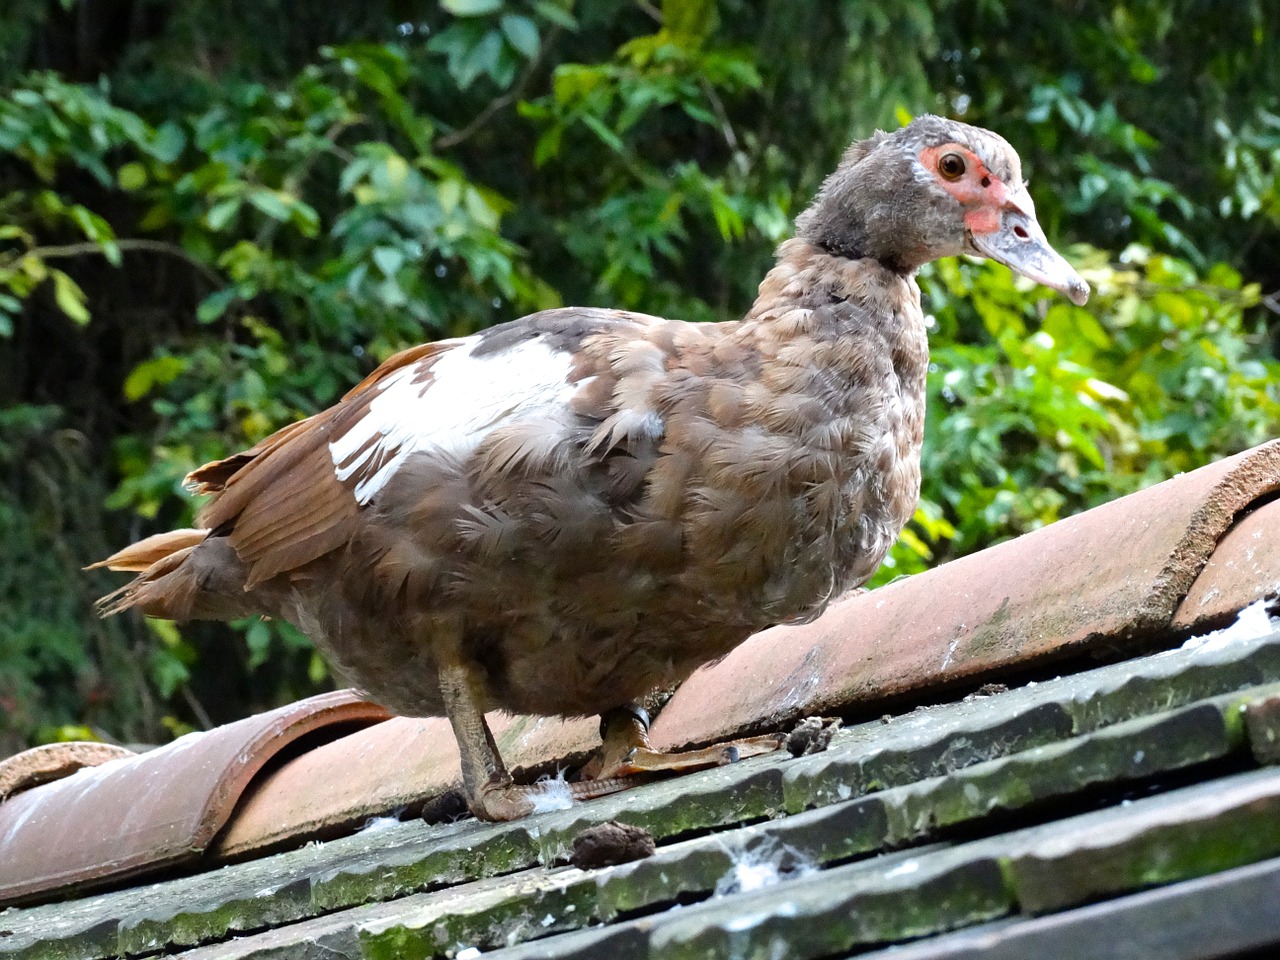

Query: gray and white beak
[[967, 186, 1090, 306]]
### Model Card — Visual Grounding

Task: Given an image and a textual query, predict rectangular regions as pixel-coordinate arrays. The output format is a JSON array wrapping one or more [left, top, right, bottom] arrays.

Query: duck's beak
[[967, 185, 1090, 305]]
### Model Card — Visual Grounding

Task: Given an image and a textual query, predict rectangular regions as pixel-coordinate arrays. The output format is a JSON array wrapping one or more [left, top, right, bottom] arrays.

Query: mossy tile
[[1009, 766, 1280, 913], [531, 759, 787, 864], [649, 852, 1011, 960]]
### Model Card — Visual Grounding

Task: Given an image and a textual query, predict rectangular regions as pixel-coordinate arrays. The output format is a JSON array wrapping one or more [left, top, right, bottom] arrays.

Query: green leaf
[[438, 178, 463, 213], [148, 617, 185, 650], [371, 246, 405, 277], [581, 113, 624, 152], [289, 200, 322, 237], [532, 0, 577, 28], [247, 189, 294, 222], [149, 647, 191, 699], [244, 619, 273, 670], [442, 0, 502, 15], [51, 270, 91, 325], [464, 187, 500, 229], [663, 0, 716, 46], [147, 122, 187, 163], [501, 15, 540, 58], [307, 651, 329, 685], [205, 197, 242, 230], [123, 355, 188, 401], [68, 205, 121, 265], [117, 162, 148, 191], [453, 29, 505, 89], [533, 124, 564, 167], [46, 724, 100, 742], [196, 288, 238, 324]]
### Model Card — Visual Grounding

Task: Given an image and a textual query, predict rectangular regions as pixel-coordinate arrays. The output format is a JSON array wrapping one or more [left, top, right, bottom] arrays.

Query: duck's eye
[[938, 152, 966, 180]]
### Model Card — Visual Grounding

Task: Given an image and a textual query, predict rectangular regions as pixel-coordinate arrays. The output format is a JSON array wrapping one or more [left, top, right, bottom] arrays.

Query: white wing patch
[[328, 335, 579, 504]]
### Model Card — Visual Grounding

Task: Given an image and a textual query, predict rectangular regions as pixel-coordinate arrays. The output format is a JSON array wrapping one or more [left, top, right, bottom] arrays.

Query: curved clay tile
[[0, 742, 136, 801], [0, 690, 389, 907]]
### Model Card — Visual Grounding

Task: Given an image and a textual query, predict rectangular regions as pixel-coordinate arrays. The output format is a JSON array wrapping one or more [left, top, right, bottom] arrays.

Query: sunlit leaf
[[205, 197, 242, 230], [51, 269, 91, 324], [117, 162, 147, 191], [123, 355, 189, 401], [247, 189, 293, 222], [442, 0, 502, 15], [501, 15, 539, 58]]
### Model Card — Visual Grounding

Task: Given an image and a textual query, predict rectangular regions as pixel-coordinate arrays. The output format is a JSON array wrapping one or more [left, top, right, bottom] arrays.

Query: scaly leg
[[580, 703, 784, 782], [437, 656, 535, 821], [437, 654, 634, 821]]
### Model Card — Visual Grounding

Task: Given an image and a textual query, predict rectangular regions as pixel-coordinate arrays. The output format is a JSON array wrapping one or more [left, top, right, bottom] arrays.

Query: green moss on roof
[[6, 627, 1280, 960]]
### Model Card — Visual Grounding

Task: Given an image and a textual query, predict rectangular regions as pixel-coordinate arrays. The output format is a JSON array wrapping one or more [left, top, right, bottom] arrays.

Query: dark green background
[[1, 0, 1276, 751]]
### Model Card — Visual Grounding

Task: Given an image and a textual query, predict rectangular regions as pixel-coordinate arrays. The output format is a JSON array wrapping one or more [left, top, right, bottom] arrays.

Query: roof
[[2, 439, 1280, 958]]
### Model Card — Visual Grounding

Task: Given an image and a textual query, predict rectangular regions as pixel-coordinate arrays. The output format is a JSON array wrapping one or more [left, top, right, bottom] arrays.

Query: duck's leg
[[437, 656, 537, 821], [581, 703, 784, 782], [437, 651, 635, 820]]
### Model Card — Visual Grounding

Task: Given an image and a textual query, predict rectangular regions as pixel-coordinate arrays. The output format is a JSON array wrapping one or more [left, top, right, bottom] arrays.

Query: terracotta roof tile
[[211, 713, 600, 859], [1172, 495, 1280, 633], [0, 690, 388, 906], [0, 742, 135, 800]]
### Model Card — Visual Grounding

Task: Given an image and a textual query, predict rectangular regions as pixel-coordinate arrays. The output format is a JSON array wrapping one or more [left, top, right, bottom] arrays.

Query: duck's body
[[98, 115, 1088, 820], [108, 242, 926, 719]]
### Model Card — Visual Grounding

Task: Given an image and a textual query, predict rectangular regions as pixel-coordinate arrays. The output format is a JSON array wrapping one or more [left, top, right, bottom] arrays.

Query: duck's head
[[796, 114, 1090, 305]]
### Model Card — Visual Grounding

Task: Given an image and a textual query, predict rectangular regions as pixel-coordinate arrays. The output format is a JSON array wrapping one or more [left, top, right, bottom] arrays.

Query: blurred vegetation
[[0, 0, 1277, 752]]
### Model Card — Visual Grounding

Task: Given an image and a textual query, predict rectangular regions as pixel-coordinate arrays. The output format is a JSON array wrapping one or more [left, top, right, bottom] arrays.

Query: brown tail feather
[[87, 528, 208, 573], [95, 544, 204, 617], [90, 529, 258, 621]]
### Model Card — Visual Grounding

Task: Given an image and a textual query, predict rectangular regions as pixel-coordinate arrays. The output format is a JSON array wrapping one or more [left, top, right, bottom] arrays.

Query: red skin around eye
[[919, 143, 1009, 235]]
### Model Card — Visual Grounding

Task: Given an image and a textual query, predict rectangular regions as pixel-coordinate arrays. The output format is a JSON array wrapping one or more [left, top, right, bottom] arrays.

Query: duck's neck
[[734, 238, 930, 457], [743, 238, 922, 336]]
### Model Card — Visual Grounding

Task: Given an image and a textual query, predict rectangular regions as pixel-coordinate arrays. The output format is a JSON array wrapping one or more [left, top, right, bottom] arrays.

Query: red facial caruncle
[[918, 141, 1089, 305], [919, 142, 1017, 235]]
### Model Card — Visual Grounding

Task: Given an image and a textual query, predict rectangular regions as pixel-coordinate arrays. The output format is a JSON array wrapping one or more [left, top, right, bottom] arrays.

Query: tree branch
[[699, 77, 739, 151], [21, 238, 224, 288], [435, 26, 563, 151]]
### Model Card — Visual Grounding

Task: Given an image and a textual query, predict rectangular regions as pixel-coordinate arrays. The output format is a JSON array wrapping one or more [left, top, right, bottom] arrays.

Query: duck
[[94, 115, 1089, 821]]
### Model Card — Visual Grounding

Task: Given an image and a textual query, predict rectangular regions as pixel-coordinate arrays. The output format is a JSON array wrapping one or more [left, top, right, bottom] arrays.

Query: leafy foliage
[[0, 0, 1276, 748]]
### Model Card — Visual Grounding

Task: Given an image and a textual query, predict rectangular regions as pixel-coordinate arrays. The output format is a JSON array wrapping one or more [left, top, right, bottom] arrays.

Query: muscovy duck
[[96, 115, 1089, 820]]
